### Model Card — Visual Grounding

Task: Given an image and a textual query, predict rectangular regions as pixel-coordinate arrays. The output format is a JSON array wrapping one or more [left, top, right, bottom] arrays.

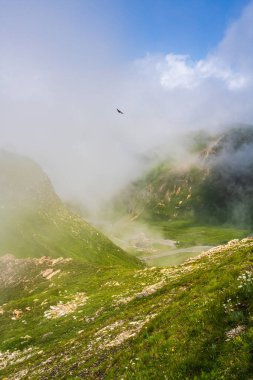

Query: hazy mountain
[[1, 150, 253, 378], [111, 125, 253, 228], [0, 151, 139, 267]]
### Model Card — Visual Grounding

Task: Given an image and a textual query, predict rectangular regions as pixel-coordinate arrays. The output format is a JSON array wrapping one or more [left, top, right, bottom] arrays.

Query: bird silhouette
[[116, 108, 124, 114]]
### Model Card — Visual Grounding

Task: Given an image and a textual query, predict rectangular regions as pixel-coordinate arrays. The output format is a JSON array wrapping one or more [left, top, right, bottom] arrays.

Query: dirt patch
[[0, 347, 40, 371], [44, 292, 88, 319], [91, 314, 158, 350], [114, 281, 165, 306]]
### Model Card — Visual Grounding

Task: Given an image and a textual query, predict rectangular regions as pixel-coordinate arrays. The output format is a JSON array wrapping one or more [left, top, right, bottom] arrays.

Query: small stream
[[141, 245, 212, 260], [90, 218, 213, 267], [120, 232, 213, 266]]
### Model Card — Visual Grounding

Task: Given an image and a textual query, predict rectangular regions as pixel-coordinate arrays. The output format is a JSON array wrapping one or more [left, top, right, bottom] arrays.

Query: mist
[[1, 0, 253, 213], [199, 127, 253, 227]]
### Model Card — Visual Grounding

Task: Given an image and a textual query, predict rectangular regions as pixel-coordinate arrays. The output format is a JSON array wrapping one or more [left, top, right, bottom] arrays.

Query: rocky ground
[[1, 238, 253, 379]]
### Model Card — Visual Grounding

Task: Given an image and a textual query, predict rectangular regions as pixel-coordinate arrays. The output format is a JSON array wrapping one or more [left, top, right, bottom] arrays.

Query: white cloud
[[1, 1, 253, 212], [156, 1, 253, 92], [0, 64, 52, 102], [217, 1, 253, 71], [155, 54, 248, 90]]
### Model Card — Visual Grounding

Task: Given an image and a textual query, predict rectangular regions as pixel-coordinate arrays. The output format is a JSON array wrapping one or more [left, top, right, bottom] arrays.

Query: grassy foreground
[[1, 238, 253, 379]]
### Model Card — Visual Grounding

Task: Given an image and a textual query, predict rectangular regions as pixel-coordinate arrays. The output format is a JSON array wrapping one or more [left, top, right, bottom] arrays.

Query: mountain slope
[[1, 150, 253, 379], [113, 126, 253, 226], [1, 238, 253, 379], [195, 126, 253, 226], [108, 126, 253, 250], [0, 151, 139, 268]]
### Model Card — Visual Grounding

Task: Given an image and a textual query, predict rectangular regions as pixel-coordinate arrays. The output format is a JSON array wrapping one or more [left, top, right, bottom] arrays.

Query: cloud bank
[[1, 1, 253, 211]]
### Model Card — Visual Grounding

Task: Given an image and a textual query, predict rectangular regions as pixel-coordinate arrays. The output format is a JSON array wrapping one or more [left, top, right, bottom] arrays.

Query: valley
[[1, 126, 253, 379], [2, 1, 253, 377], [93, 217, 248, 266]]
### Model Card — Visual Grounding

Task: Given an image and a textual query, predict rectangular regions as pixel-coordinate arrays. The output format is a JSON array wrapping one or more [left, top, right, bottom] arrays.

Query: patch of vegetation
[[154, 219, 249, 247], [1, 239, 253, 379]]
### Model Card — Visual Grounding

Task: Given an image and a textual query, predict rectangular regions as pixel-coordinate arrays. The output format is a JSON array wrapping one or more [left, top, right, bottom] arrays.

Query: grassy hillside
[[1, 238, 253, 379], [1, 147, 253, 379], [0, 151, 139, 268], [110, 126, 253, 249]]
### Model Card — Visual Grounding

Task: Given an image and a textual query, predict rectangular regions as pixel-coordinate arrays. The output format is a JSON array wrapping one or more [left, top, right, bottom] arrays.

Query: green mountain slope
[[114, 126, 253, 226], [1, 150, 253, 379], [109, 126, 253, 249], [1, 238, 253, 379], [0, 151, 139, 268]]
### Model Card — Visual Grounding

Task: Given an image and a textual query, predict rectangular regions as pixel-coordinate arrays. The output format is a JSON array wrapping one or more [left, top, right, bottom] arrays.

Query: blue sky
[[1, 0, 253, 208], [115, 0, 250, 59], [0, 0, 250, 65]]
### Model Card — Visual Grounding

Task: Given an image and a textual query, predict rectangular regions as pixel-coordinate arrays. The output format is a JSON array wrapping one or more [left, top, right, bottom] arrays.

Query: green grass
[[149, 219, 250, 247], [127, 218, 250, 266], [0, 206, 141, 269], [110, 126, 253, 237], [105, 241, 253, 380], [145, 248, 207, 266], [0, 151, 140, 268], [2, 150, 253, 378], [1, 239, 253, 379]]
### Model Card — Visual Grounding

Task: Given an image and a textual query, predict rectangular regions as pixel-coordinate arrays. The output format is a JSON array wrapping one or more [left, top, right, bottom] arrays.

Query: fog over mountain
[[1, 1, 253, 211]]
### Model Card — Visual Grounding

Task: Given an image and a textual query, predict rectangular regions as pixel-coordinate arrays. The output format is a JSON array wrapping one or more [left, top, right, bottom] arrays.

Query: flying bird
[[116, 108, 124, 114]]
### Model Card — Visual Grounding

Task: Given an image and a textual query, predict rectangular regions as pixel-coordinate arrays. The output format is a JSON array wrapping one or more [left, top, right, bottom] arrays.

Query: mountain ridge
[[0, 151, 140, 268], [111, 126, 253, 228]]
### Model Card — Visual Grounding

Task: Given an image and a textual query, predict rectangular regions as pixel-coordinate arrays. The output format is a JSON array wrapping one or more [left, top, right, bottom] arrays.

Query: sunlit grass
[[1, 239, 253, 378], [150, 218, 250, 247]]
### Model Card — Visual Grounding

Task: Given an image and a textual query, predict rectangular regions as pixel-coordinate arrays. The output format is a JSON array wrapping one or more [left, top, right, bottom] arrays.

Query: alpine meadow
[[1, 1, 253, 379]]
